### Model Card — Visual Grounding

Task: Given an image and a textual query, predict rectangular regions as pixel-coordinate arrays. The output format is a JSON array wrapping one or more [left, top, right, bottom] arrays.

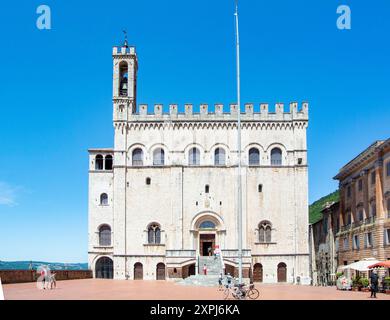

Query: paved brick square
[[3, 279, 390, 300]]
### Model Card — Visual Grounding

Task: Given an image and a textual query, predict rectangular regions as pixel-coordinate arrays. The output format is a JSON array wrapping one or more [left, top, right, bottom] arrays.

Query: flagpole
[[234, 0, 243, 284]]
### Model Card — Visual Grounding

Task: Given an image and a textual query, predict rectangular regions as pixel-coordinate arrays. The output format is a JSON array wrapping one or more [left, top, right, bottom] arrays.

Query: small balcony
[[352, 221, 363, 229], [364, 216, 376, 225], [340, 224, 351, 232]]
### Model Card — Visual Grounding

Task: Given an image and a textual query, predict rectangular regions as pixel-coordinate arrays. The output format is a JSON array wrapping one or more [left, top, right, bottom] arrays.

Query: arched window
[[132, 148, 143, 166], [100, 193, 108, 205], [105, 155, 113, 170], [249, 148, 260, 166], [214, 148, 226, 165], [271, 148, 282, 166], [153, 148, 165, 166], [95, 155, 104, 170], [148, 223, 161, 244], [199, 221, 216, 229], [99, 225, 111, 246], [258, 221, 272, 243], [119, 61, 128, 96], [189, 147, 200, 166]]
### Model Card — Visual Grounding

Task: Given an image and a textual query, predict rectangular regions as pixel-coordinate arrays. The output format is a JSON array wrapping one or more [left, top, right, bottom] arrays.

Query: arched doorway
[[253, 263, 263, 282], [95, 257, 113, 279], [134, 262, 143, 280], [225, 264, 236, 277], [191, 212, 225, 257], [277, 263, 287, 282], [182, 263, 196, 278], [156, 263, 165, 280]]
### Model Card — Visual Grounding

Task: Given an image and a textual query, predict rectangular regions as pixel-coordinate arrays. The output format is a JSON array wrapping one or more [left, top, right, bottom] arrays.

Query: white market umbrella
[[341, 258, 380, 272]]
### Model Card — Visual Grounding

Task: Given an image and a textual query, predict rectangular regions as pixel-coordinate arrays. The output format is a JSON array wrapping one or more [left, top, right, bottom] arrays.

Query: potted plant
[[384, 277, 390, 294], [336, 272, 343, 279], [352, 276, 361, 291], [360, 278, 370, 292]]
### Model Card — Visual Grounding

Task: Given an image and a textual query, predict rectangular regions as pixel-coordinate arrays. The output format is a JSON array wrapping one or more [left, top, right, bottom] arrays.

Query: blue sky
[[0, 1, 389, 262]]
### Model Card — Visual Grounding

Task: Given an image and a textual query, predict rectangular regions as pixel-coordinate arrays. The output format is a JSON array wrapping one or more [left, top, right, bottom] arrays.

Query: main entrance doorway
[[95, 257, 113, 279], [199, 234, 215, 256]]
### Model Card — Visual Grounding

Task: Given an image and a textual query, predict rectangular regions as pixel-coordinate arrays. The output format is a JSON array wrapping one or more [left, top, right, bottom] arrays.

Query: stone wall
[[0, 270, 92, 284]]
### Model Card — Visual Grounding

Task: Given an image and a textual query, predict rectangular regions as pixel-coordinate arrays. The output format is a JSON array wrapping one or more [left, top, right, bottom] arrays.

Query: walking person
[[218, 273, 223, 290], [370, 270, 379, 298], [50, 273, 56, 290], [40, 268, 47, 290], [203, 264, 207, 275]]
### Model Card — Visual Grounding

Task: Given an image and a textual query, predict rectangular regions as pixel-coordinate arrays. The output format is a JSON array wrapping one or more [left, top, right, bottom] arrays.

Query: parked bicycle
[[223, 279, 259, 300]]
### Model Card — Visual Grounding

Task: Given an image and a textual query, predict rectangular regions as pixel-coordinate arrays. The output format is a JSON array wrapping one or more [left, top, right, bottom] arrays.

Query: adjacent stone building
[[311, 201, 340, 286], [87, 42, 310, 283], [334, 139, 390, 267]]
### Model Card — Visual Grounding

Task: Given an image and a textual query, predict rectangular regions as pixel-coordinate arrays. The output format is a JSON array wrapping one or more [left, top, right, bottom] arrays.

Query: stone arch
[[277, 262, 287, 282], [190, 211, 225, 231], [253, 263, 263, 282], [156, 263, 166, 280], [134, 262, 143, 280], [94, 256, 113, 279]]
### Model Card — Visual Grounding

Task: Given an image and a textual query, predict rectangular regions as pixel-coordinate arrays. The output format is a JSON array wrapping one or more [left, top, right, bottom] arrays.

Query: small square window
[[298, 158, 303, 165]]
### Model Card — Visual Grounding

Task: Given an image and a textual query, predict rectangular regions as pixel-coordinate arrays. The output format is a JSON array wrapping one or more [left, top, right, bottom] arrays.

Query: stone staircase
[[176, 256, 223, 287]]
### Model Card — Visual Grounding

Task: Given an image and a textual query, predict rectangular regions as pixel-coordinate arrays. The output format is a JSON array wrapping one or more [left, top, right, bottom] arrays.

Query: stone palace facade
[[88, 42, 310, 283]]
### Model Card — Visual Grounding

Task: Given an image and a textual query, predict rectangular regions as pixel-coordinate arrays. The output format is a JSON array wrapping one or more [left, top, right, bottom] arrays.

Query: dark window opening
[[205, 185, 209, 193], [105, 155, 113, 170], [249, 148, 260, 166], [271, 148, 282, 166], [258, 184, 263, 193], [95, 155, 104, 170], [119, 61, 128, 96], [146, 177, 151, 185]]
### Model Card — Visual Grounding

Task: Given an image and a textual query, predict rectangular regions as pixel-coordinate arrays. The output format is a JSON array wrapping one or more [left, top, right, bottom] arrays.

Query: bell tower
[[112, 34, 138, 116]]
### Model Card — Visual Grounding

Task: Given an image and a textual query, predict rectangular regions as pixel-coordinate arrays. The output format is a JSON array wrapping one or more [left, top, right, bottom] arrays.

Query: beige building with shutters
[[87, 41, 311, 284], [334, 139, 390, 267]]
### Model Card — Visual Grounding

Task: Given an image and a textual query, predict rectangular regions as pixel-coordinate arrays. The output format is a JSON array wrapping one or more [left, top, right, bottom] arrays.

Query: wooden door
[[156, 263, 165, 280], [134, 262, 143, 280], [277, 263, 287, 282], [253, 263, 263, 282]]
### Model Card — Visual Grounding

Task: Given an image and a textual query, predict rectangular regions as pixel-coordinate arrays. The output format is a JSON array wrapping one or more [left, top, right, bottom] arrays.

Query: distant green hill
[[0, 260, 88, 271], [309, 190, 340, 224]]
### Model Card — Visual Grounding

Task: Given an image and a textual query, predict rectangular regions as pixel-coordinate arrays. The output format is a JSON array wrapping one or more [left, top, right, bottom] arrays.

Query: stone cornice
[[113, 120, 308, 131]]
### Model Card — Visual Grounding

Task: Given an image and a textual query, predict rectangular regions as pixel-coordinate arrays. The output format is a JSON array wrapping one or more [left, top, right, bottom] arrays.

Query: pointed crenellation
[[291, 102, 298, 115], [275, 103, 284, 114], [112, 45, 136, 55], [215, 103, 223, 115], [245, 103, 254, 114], [185, 104, 193, 115], [200, 104, 208, 115], [302, 102, 309, 115], [169, 104, 178, 115], [128, 102, 309, 120], [260, 103, 269, 115], [139, 104, 147, 115], [230, 103, 238, 114], [154, 104, 163, 115]]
